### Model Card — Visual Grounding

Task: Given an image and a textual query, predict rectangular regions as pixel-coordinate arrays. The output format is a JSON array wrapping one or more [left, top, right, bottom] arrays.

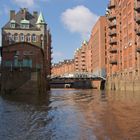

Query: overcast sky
[[0, 0, 109, 63]]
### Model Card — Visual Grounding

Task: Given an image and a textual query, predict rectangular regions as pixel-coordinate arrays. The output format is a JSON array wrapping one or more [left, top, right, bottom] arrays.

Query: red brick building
[[2, 42, 44, 69], [88, 16, 107, 77], [1, 8, 52, 93], [2, 8, 52, 76], [74, 41, 89, 73], [106, 0, 140, 91], [51, 59, 75, 77]]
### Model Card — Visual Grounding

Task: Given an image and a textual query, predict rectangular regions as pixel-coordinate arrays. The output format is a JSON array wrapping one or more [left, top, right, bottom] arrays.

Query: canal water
[[0, 89, 140, 140]]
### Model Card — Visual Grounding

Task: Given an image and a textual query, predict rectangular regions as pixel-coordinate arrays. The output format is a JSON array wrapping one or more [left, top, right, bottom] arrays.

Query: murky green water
[[0, 89, 140, 140]]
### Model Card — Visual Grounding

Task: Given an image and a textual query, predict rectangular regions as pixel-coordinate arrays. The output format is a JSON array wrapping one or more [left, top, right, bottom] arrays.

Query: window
[[20, 19, 30, 29], [10, 20, 16, 28], [14, 34, 18, 42], [40, 34, 43, 47], [12, 35, 14, 41], [26, 34, 31, 42], [8, 33, 12, 44], [10, 23, 15, 28], [20, 24, 29, 29], [32, 34, 36, 42], [20, 34, 24, 42]]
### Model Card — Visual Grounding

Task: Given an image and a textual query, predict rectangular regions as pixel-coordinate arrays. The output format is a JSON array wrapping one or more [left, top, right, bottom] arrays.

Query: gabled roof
[[3, 9, 39, 30]]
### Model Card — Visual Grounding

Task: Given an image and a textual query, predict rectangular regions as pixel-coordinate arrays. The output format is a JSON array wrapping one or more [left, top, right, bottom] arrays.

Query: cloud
[[61, 5, 99, 39], [12, 0, 34, 7], [12, 0, 49, 8]]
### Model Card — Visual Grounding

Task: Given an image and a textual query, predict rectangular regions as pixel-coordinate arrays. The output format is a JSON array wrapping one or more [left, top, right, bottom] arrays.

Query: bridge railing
[[51, 72, 106, 80]]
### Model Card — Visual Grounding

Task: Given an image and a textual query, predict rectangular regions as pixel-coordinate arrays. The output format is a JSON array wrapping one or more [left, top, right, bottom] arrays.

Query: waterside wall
[[0, 68, 49, 95], [106, 71, 140, 91]]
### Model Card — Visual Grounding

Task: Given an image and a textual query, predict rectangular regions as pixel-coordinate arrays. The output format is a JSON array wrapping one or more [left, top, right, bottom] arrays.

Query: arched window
[[40, 34, 43, 41], [20, 33, 24, 42], [32, 34, 36, 42], [14, 33, 18, 42], [40, 34, 43, 47], [8, 33, 12, 44], [26, 34, 31, 42]]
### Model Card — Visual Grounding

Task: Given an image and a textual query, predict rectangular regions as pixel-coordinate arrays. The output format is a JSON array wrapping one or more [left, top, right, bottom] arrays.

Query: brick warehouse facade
[[51, 59, 75, 77], [74, 41, 89, 73], [1, 8, 52, 93], [88, 16, 107, 78], [2, 43, 44, 69], [106, 0, 140, 91], [73, 17, 107, 78]]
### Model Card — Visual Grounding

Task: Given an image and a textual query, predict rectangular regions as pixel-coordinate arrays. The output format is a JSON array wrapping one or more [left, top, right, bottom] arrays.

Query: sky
[[0, 0, 109, 63]]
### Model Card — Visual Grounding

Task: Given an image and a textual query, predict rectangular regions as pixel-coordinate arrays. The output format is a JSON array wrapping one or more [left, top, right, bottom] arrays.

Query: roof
[[10, 20, 16, 23], [20, 19, 30, 24], [3, 9, 40, 30], [36, 12, 46, 24], [83, 40, 88, 45]]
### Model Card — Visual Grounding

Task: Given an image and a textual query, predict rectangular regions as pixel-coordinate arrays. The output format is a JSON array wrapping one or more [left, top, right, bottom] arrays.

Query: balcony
[[81, 55, 85, 58], [108, 15, 116, 20], [135, 15, 140, 24], [81, 59, 85, 62], [109, 22, 116, 28], [108, 2, 115, 9], [109, 59, 117, 65], [109, 30, 117, 36], [135, 2, 140, 12], [109, 38, 117, 45], [81, 51, 85, 53], [109, 47, 117, 53], [135, 28, 140, 36], [136, 46, 140, 52]]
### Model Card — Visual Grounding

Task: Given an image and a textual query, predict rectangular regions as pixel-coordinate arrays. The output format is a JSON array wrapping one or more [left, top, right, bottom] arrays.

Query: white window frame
[[26, 34, 31, 42], [14, 34, 19, 42], [20, 23, 29, 29], [32, 34, 37, 42], [20, 34, 24, 42], [10, 23, 15, 28]]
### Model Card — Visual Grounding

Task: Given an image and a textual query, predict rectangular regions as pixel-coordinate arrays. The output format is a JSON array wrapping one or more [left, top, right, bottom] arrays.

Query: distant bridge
[[49, 72, 106, 89], [50, 72, 106, 81]]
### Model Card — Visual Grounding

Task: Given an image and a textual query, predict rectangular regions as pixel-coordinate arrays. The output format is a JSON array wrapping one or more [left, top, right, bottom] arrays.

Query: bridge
[[49, 72, 106, 89], [50, 72, 106, 80]]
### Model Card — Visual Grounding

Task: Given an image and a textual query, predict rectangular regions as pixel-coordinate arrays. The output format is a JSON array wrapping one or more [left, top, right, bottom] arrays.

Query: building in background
[[88, 16, 107, 78], [74, 41, 89, 73], [106, 0, 140, 91], [52, 16, 107, 79], [74, 17, 107, 78], [51, 59, 75, 77], [1, 8, 52, 93]]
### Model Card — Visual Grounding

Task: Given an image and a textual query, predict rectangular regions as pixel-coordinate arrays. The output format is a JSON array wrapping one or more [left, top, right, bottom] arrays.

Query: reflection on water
[[0, 89, 140, 140]]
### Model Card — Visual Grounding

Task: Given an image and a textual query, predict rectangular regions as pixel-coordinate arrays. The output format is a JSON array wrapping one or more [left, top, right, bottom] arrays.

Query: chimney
[[33, 11, 38, 18], [21, 8, 27, 19], [10, 10, 15, 20]]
